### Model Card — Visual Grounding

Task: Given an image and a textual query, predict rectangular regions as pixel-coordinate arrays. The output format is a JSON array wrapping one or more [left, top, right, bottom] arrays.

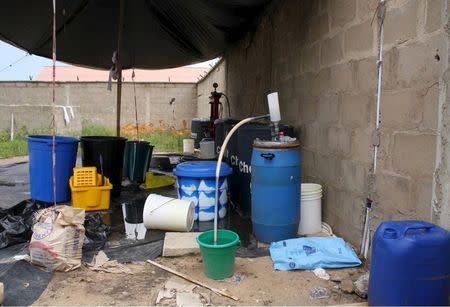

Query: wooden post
[[116, 0, 125, 137]]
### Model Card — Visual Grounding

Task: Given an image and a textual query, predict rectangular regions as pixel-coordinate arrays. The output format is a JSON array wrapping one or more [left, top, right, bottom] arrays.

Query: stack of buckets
[[298, 183, 323, 235]]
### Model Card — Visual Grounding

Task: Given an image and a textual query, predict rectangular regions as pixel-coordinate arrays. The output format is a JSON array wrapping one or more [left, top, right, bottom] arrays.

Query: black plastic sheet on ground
[[0, 200, 49, 249]]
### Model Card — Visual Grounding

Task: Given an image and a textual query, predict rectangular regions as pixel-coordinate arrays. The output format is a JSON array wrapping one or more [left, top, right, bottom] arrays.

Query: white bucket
[[298, 183, 322, 235], [143, 194, 195, 232], [199, 138, 215, 159], [183, 139, 195, 154]]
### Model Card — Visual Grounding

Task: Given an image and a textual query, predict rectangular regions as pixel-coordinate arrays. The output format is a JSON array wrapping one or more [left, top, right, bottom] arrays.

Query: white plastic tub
[[298, 183, 322, 235]]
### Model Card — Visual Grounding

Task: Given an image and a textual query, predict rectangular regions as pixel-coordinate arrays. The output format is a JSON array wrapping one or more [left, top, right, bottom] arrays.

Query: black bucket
[[123, 199, 145, 223], [80, 136, 127, 197]]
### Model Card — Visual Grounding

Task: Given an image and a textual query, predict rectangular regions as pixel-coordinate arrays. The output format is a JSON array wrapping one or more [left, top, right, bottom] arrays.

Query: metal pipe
[[115, 0, 125, 137], [361, 0, 386, 258]]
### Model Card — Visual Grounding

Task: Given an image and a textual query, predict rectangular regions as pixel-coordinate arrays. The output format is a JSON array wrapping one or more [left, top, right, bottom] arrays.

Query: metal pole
[[10, 113, 14, 141], [116, 0, 125, 137]]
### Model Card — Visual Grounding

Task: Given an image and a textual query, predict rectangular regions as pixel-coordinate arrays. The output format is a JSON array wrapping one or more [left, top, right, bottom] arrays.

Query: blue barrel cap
[[174, 161, 232, 178]]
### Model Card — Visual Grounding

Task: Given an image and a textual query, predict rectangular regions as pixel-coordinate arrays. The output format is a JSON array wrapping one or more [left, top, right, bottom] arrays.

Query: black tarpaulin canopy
[[0, 0, 269, 69]]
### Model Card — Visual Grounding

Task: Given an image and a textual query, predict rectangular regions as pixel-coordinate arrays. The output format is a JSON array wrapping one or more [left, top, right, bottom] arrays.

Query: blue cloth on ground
[[269, 237, 362, 271]]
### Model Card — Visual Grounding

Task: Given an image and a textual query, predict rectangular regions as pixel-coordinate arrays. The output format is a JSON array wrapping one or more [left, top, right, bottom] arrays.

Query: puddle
[[110, 184, 254, 247]]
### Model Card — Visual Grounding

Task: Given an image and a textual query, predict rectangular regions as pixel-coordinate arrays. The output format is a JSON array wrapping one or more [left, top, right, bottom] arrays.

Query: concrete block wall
[[0, 81, 197, 133], [196, 60, 227, 119], [221, 0, 449, 247]]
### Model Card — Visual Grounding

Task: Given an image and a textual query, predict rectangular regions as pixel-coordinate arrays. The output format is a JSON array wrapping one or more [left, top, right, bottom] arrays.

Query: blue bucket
[[173, 161, 232, 222], [27, 135, 79, 203]]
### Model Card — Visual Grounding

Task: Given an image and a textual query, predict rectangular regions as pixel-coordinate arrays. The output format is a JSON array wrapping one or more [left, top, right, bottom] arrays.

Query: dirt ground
[[33, 255, 367, 306]]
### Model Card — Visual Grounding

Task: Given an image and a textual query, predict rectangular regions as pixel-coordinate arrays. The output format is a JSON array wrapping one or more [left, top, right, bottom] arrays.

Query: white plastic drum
[[183, 139, 195, 154], [143, 194, 194, 232], [199, 139, 215, 159], [298, 183, 323, 235]]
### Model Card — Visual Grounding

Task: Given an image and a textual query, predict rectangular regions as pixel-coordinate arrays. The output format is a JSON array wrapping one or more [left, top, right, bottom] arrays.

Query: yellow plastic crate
[[73, 167, 97, 187], [70, 174, 112, 211]]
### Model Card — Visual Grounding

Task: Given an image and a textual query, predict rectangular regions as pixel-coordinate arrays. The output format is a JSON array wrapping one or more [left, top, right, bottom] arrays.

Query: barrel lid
[[173, 161, 232, 177], [253, 138, 299, 149]]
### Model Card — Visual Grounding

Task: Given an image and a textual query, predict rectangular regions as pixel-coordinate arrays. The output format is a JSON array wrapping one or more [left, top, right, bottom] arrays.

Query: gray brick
[[393, 132, 437, 177], [384, 0, 418, 45], [320, 33, 344, 67], [330, 0, 357, 28]]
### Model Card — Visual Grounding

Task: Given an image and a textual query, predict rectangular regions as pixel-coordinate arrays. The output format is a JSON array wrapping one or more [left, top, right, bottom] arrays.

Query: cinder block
[[351, 128, 373, 164], [344, 19, 374, 55], [316, 154, 343, 186], [321, 33, 344, 67], [353, 57, 377, 92], [330, 0, 357, 28], [310, 68, 331, 96], [317, 94, 339, 124], [357, 0, 379, 19], [340, 93, 371, 128], [302, 43, 320, 73], [384, 0, 418, 45], [308, 13, 329, 43], [393, 133, 437, 177], [298, 99, 318, 124], [377, 170, 413, 215], [421, 83, 439, 131], [328, 126, 353, 157], [412, 178, 433, 221], [381, 89, 422, 129], [341, 159, 369, 193], [300, 123, 319, 150], [302, 149, 316, 173], [425, 0, 443, 33], [382, 47, 400, 90], [163, 232, 201, 257], [396, 34, 444, 89], [329, 62, 356, 93]]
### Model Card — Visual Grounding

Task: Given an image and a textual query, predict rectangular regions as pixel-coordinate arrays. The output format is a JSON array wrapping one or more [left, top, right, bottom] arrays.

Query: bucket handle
[[260, 153, 275, 160], [403, 225, 433, 236], [148, 199, 175, 214]]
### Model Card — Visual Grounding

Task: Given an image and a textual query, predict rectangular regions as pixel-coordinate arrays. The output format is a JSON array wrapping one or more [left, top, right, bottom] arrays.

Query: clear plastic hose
[[213, 114, 269, 244]]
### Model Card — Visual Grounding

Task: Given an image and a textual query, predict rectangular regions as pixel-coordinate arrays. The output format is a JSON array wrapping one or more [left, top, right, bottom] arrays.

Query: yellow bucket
[[70, 174, 112, 211]]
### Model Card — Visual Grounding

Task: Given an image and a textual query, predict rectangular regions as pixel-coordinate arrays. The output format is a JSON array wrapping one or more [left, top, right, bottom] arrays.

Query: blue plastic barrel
[[369, 220, 450, 306], [173, 161, 232, 222], [27, 135, 79, 203], [251, 140, 301, 243]]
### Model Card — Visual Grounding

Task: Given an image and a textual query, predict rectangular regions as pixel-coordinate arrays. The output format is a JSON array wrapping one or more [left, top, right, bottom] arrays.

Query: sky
[[0, 41, 217, 81]]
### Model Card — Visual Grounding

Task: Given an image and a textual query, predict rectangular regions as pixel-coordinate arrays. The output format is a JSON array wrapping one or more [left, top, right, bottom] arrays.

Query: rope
[[0, 53, 31, 73], [51, 0, 57, 206], [132, 69, 139, 139]]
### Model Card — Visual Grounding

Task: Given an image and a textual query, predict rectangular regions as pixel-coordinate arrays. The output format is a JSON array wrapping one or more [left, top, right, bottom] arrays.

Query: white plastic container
[[143, 194, 195, 232], [298, 183, 322, 235], [183, 139, 195, 154], [199, 138, 215, 159]]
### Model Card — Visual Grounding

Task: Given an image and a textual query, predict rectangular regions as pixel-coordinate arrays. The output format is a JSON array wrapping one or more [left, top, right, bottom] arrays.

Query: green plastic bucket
[[196, 229, 240, 280], [123, 140, 154, 183]]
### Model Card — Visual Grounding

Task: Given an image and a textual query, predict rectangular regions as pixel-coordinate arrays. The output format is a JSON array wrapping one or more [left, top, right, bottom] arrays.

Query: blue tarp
[[269, 237, 362, 271]]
